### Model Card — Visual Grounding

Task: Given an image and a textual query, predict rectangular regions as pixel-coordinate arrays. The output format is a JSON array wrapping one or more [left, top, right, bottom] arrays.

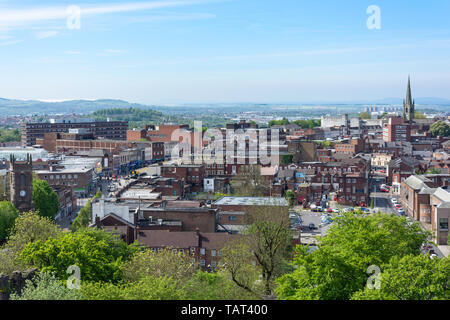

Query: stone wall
[[0, 269, 37, 300]]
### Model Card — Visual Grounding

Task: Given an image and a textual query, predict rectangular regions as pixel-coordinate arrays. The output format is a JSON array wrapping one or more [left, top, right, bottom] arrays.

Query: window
[[200, 259, 206, 267], [228, 216, 237, 221], [217, 250, 222, 257], [200, 248, 205, 255], [211, 261, 217, 268], [440, 218, 448, 230], [179, 249, 184, 254], [19, 174, 26, 186], [190, 247, 196, 254], [211, 250, 216, 257]]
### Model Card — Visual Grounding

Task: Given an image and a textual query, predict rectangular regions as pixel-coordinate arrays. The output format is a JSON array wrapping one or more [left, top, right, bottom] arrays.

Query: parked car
[[308, 223, 317, 230], [343, 207, 354, 213], [391, 198, 398, 204], [327, 208, 333, 213], [360, 207, 370, 212], [332, 209, 340, 213]]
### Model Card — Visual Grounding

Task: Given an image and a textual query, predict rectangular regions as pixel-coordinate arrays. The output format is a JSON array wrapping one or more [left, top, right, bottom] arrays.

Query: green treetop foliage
[[275, 212, 430, 300], [267, 118, 321, 129], [0, 211, 62, 275], [351, 254, 450, 300], [0, 201, 19, 242], [315, 140, 332, 148], [184, 270, 259, 300], [222, 205, 293, 297], [430, 120, 450, 137], [359, 112, 372, 120], [80, 276, 185, 300], [0, 128, 21, 143], [284, 190, 295, 206], [20, 228, 138, 283], [121, 247, 198, 283], [71, 190, 102, 232], [92, 107, 164, 122], [10, 272, 82, 300], [32, 179, 59, 219], [414, 111, 427, 119]]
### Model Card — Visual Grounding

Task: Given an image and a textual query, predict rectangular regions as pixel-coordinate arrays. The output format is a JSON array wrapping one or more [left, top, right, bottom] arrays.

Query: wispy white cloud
[[0, 1, 216, 26], [36, 30, 59, 39], [0, 39, 23, 46]]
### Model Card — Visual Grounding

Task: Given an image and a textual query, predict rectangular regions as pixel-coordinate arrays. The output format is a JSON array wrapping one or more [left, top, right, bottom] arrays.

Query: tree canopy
[[430, 120, 450, 137], [0, 211, 61, 275], [275, 212, 430, 300], [20, 228, 138, 283], [351, 254, 449, 300], [71, 190, 102, 232], [268, 118, 321, 129], [32, 179, 59, 219], [359, 112, 372, 119], [0, 201, 19, 242]]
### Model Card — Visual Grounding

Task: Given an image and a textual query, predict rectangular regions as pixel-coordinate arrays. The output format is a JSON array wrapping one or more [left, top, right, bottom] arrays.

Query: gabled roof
[[433, 188, 450, 203], [403, 175, 432, 190]]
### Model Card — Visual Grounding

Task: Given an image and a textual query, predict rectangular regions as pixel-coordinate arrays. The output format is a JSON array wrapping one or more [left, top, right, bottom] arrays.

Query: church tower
[[403, 76, 415, 123], [9, 154, 34, 212]]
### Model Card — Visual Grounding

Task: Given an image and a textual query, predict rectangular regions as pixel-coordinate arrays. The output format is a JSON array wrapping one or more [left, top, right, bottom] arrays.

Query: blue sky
[[0, 0, 450, 104]]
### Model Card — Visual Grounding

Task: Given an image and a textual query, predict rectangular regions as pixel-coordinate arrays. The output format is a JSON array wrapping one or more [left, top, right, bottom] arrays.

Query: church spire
[[403, 75, 415, 123], [405, 75, 412, 106]]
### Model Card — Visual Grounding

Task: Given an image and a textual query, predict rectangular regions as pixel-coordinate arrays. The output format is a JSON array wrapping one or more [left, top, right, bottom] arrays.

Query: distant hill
[[0, 98, 157, 116], [0, 97, 448, 117]]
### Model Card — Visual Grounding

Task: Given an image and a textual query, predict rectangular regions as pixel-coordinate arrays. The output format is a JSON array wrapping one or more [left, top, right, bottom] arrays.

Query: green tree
[[10, 272, 81, 300], [414, 111, 427, 119], [359, 112, 371, 119], [285, 190, 295, 206], [351, 255, 450, 300], [0, 211, 61, 275], [430, 121, 450, 137], [32, 179, 59, 219], [426, 168, 442, 174], [281, 154, 294, 165], [0, 201, 19, 242], [184, 270, 259, 300], [222, 205, 292, 296], [80, 276, 185, 300], [71, 190, 102, 232], [121, 247, 197, 283], [20, 228, 137, 283], [275, 212, 430, 300]]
